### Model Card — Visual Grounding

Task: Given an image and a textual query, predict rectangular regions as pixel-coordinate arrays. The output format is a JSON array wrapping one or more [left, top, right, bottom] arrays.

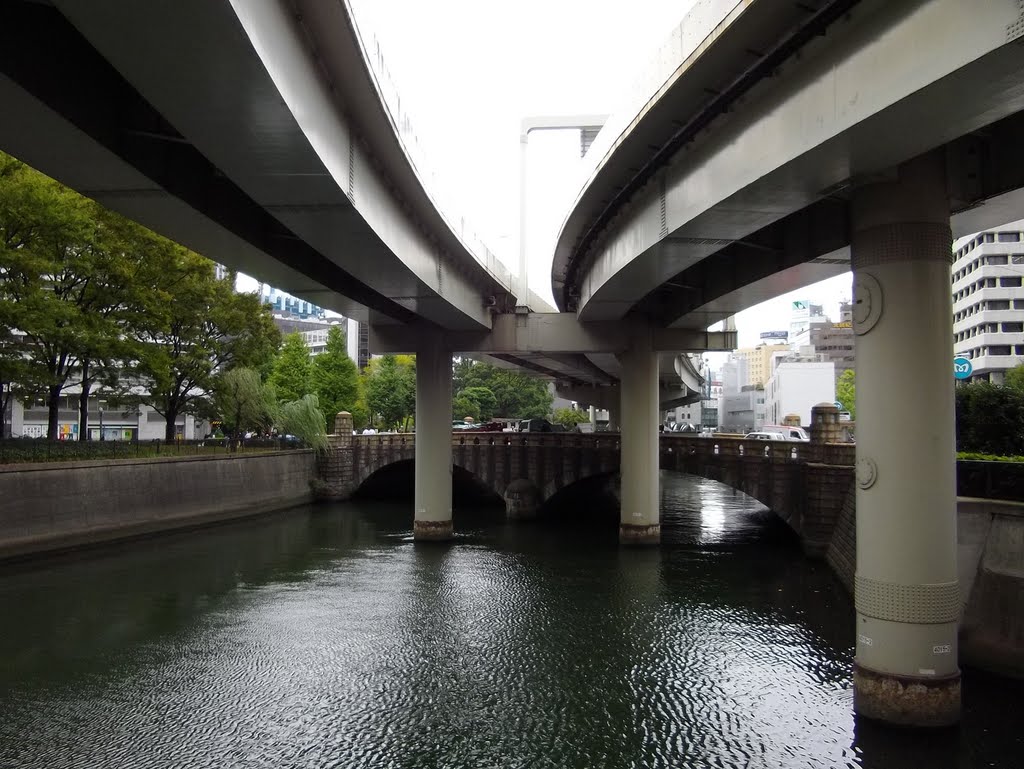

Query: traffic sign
[[953, 357, 973, 380]]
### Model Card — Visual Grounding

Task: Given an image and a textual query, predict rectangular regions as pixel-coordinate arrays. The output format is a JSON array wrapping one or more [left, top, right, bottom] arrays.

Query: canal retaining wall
[[827, 492, 1024, 678], [0, 450, 317, 561]]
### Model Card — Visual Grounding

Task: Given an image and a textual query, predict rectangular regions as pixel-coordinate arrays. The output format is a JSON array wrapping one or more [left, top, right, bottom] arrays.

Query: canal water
[[1, 471, 1021, 769]]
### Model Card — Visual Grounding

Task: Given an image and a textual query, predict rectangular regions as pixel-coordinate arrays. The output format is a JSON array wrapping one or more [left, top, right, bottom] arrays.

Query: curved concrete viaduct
[[551, 0, 1024, 727]]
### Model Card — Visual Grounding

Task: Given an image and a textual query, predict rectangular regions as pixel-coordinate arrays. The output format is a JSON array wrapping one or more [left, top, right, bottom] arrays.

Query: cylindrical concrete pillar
[[617, 324, 660, 545], [851, 152, 959, 726], [414, 337, 453, 541], [608, 406, 621, 432]]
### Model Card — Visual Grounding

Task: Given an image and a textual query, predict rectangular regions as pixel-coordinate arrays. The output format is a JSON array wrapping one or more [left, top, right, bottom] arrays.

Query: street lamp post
[[98, 400, 105, 441]]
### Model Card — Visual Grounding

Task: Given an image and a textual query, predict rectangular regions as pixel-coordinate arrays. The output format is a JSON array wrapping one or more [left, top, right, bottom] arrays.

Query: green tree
[[132, 248, 280, 441], [459, 386, 497, 421], [1004, 364, 1024, 392], [214, 367, 278, 451], [453, 359, 552, 419], [365, 354, 416, 430], [835, 369, 856, 420], [452, 392, 480, 422], [311, 326, 361, 428], [279, 393, 329, 453], [270, 332, 311, 403], [0, 153, 136, 440], [955, 381, 1024, 455], [552, 406, 588, 429]]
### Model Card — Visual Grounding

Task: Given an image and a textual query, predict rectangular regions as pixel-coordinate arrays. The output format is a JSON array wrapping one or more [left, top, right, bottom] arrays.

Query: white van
[[761, 425, 810, 442]]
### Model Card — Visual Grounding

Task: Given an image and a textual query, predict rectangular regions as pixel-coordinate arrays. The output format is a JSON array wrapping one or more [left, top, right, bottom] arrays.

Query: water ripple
[[1, 474, 1022, 768]]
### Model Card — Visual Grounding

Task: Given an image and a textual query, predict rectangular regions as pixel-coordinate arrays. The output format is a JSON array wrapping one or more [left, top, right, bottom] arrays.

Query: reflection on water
[[0, 472, 1021, 768]]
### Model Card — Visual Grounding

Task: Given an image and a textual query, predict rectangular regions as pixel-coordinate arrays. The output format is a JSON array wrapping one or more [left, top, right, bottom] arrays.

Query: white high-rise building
[[952, 220, 1024, 384]]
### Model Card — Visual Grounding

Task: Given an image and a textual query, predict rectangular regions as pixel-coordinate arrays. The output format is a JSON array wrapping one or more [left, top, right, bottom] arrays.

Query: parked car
[[743, 431, 789, 441], [761, 425, 810, 442], [517, 418, 555, 433]]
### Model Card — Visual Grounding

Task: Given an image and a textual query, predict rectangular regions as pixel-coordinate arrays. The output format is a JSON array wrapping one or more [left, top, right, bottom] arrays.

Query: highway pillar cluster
[[851, 152, 960, 726], [414, 336, 453, 541], [617, 323, 660, 545]]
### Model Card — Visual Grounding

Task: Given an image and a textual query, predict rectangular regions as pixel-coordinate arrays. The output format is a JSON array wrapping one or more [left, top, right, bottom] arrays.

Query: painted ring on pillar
[[852, 272, 883, 335], [856, 457, 878, 489]]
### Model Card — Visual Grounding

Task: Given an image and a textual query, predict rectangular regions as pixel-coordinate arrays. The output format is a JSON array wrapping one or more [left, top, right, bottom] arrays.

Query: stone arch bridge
[[319, 414, 856, 556]]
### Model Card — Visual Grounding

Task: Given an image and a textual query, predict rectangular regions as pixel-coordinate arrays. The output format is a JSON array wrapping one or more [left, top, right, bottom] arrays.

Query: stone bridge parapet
[[318, 411, 857, 554]]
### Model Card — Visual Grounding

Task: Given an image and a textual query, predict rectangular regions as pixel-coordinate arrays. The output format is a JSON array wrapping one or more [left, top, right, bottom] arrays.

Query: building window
[[989, 300, 1011, 310], [985, 233, 995, 243], [990, 346, 1012, 355], [1016, 345, 1024, 355], [988, 255, 1009, 265], [998, 232, 1021, 242], [1000, 277, 1022, 288], [1002, 322, 1023, 333]]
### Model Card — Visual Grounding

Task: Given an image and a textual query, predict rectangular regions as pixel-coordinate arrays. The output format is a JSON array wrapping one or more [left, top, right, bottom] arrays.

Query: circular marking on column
[[855, 577, 960, 623], [856, 457, 878, 489], [852, 272, 883, 335]]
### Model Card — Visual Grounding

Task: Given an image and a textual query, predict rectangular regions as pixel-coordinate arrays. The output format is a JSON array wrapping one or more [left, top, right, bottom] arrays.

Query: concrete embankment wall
[[0, 451, 317, 561], [827, 493, 1024, 678]]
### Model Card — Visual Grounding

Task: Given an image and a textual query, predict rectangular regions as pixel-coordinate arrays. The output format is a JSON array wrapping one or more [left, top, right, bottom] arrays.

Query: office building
[[952, 220, 1024, 383]]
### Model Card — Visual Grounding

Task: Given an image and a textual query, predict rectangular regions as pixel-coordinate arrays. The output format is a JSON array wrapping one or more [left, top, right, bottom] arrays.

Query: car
[[749, 430, 786, 442], [761, 425, 810, 442]]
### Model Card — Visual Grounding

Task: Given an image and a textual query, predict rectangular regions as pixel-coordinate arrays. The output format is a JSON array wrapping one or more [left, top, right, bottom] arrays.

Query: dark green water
[[1, 472, 1021, 769]]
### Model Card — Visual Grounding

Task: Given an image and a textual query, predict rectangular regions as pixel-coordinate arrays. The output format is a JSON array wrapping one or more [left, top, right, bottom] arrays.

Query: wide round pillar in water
[[617, 325, 660, 545], [851, 152, 959, 727], [413, 338, 453, 542]]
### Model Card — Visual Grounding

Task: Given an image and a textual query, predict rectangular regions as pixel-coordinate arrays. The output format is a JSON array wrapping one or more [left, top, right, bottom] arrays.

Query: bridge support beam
[[850, 152, 960, 727], [414, 337, 453, 541], [618, 325, 660, 545]]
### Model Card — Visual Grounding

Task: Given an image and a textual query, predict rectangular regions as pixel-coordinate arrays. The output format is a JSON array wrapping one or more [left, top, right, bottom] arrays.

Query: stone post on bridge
[[802, 404, 855, 558], [850, 151, 960, 727], [317, 412, 355, 500], [414, 336, 454, 541], [617, 323, 660, 545]]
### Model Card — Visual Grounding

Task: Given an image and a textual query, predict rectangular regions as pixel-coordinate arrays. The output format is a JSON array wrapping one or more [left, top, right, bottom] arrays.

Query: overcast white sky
[[285, 1, 853, 347]]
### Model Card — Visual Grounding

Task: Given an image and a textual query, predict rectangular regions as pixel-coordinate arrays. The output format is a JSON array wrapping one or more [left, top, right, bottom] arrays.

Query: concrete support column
[[588, 405, 597, 431], [608, 406, 621, 432], [851, 152, 959, 726], [617, 324, 660, 545], [414, 337, 453, 541]]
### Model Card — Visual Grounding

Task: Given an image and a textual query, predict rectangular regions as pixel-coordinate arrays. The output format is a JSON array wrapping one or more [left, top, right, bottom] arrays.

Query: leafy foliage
[[270, 332, 311, 403], [835, 369, 856, 420], [280, 394, 329, 453], [552, 407, 588, 428], [1004, 364, 1024, 392], [955, 381, 1024, 456], [452, 359, 552, 419], [310, 326, 361, 429], [214, 368, 279, 449], [364, 354, 415, 430], [0, 152, 280, 441]]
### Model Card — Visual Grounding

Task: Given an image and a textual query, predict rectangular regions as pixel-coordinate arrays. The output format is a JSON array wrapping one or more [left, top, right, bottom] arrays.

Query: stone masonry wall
[[0, 450, 317, 561]]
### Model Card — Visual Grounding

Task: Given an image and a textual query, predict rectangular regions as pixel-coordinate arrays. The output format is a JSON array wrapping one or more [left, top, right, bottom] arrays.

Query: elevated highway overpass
[[0, 0, 725, 394], [552, 0, 1024, 728]]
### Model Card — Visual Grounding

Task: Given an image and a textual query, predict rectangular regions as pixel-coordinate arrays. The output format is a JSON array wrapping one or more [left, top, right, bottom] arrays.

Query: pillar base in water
[[413, 519, 453, 542], [619, 523, 660, 546], [504, 479, 541, 521], [853, 663, 960, 727]]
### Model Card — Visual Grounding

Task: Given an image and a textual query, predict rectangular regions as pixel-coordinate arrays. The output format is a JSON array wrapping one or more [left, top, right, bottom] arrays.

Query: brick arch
[[352, 453, 507, 500], [539, 469, 618, 507]]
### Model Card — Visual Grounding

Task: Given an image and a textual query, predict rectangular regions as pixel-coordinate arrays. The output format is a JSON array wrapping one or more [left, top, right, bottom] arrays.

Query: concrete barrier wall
[[827, 494, 1024, 678], [0, 451, 317, 560]]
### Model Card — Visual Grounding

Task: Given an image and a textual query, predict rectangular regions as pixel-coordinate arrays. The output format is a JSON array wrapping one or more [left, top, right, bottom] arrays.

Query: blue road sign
[[833, 401, 844, 410], [953, 357, 973, 380]]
